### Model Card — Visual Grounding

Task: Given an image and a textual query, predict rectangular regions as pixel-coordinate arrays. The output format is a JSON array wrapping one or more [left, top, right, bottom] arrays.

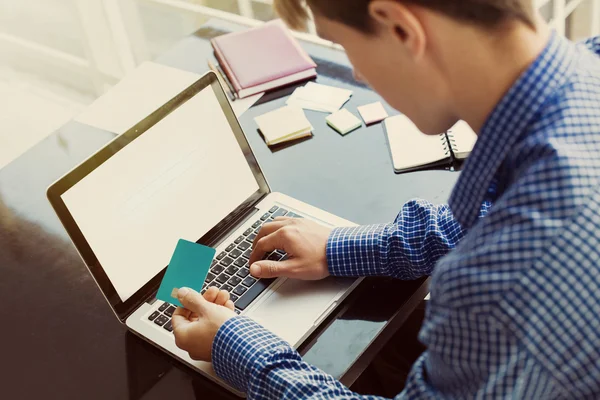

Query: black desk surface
[[0, 19, 458, 399]]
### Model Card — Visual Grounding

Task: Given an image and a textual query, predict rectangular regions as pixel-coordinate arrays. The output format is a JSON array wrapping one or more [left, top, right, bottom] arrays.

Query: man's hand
[[171, 287, 236, 362], [248, 217, 333, 280]]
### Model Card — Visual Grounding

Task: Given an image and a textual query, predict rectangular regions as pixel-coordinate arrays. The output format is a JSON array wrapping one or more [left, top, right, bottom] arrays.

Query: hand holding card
[[156, 239, 215, 307]]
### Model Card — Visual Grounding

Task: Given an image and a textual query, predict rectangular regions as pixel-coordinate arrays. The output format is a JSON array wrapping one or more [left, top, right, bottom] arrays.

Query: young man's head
[[274, 0, 546, 134]]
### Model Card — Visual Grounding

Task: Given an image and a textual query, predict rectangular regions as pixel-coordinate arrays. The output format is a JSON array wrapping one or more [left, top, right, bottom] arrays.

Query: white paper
[[63, 86, 260, 302], [230, 92, 264, 117], [305, 82, 353, 103], [286, 82, 352, 113]]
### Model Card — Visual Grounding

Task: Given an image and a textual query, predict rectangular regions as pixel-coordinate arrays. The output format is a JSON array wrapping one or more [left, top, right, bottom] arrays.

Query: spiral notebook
[[385, 115, 477, 173]]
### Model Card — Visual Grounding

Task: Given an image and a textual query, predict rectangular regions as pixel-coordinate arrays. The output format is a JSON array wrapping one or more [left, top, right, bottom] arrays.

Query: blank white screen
[[62, 86, 260, 302]]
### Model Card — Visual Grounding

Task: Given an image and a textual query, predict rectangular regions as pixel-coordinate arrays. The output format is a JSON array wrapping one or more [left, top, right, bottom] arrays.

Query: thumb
[[177, 287, 207, 314], [250, 259, 296, 279]]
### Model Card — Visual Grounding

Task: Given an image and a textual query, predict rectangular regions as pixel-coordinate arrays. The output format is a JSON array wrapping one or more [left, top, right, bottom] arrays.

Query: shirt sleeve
[[212, 316, 399, 399], [326, 199, 472, 280]]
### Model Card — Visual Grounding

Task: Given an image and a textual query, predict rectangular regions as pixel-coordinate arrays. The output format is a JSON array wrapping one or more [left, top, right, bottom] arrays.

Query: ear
[[368, 0, 426, 60]]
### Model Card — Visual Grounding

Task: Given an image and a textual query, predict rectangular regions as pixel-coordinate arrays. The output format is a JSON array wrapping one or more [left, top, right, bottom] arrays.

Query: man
[[172, 0, 600, 397]]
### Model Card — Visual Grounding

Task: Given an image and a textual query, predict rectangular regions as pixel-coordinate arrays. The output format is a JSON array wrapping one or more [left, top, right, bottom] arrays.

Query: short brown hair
[[274, 0, 535, 32]]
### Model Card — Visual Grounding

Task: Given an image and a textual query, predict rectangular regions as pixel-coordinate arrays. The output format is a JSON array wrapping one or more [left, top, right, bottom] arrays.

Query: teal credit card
[[156, 239, 215, 308]]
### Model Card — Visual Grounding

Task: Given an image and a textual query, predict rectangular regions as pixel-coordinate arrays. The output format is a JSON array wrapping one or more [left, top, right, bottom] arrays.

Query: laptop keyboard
[[147, 205, 303, 333]]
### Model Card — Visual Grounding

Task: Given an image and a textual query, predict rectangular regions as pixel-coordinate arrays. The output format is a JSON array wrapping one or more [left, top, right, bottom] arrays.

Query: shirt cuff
[[326, 224, 389, 277], [211, 315, 294, 392]]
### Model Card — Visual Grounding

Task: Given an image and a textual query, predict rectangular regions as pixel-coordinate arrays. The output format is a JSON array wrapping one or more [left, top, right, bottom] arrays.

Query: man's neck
[[446, 18, 551, 133]]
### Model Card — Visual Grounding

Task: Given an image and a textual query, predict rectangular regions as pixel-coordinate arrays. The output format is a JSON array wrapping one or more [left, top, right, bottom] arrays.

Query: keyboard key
[[234, 236, 244, 244], [210, 264, 225, 275], [221, 284, 234, 293], [216, 251, 227, 260], [242, 249, 252, 259], [233, 286, 247, 296], [272, 208, 288, 218], [229, 248, 242, 259], [268, 206, 279, 213], [225, 265, 239, 275], [220, 256, 234, 266], [205, 272, 216, 283], [234, 258, 247, 268], [211, 259, 218, 267], [212, 264, 225, 275], [235, 279, 275, 310], [210, 282, 222, 289], [243, 228, 254, 236], [260, 212, 270, 221], [163, 320, 173, 332], [252, 220, 262, 229], [164, 306, 176, 318], [237, 241, 251, 251], [148, 311, 160, 321], [225, 244, 236, 252], [242, 276, 257, 287], [236, 268, 250, 278], [247, 233, 257, 242], [158, 302, 169, 312], [267, 252, 283, 261], [216, 273, 229, 284], [228, 276, 242, 286], [230, 294, 239, 302], [154, 315, 169, 326], [235, 308, 241, 315]]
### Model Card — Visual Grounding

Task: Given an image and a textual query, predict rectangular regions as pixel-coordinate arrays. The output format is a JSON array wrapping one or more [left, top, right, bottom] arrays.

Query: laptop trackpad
[[245, 277, 351, 347]]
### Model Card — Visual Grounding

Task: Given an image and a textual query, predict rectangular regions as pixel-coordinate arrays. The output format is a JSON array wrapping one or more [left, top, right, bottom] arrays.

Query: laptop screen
[[61, 85, 260, 302]]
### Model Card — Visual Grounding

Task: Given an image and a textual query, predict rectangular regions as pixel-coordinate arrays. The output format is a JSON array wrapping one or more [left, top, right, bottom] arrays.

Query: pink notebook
[[211, 20, 317, 98]]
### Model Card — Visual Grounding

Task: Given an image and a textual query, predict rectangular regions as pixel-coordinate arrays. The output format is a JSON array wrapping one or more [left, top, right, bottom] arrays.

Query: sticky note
[[156, 239, 216, 307], [254, 106, 313, 145], [326, 108, 362, 135], [357, 102, 389, 125]]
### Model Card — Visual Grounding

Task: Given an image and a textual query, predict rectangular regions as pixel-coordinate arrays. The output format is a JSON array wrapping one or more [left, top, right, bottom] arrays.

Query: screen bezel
[[47, 72, 270, 322]]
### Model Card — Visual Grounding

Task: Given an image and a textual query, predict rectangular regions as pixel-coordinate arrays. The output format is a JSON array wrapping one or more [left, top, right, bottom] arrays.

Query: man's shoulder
[[432, 84, 600, 314], [428, 37, 600, 395], [512, 37, 600, 182]]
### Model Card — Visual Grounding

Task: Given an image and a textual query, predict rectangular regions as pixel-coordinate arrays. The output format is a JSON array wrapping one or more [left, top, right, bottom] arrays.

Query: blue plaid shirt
[[212, 33, 600, 399]]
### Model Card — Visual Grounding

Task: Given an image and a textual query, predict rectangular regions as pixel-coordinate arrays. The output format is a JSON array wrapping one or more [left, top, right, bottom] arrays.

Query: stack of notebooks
[[385, 115, 477, 173], [211, 20, 317, 99]]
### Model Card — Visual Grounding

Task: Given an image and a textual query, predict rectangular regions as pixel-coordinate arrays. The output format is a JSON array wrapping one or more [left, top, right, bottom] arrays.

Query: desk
[[0, 19, 458, 399]]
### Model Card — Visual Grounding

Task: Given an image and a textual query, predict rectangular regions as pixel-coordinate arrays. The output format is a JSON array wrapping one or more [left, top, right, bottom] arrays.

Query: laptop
[[47, 71, 361, 396]]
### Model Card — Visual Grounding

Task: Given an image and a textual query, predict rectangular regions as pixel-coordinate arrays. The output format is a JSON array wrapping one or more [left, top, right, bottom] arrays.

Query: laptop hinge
[[204, 194, 267, 249]]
